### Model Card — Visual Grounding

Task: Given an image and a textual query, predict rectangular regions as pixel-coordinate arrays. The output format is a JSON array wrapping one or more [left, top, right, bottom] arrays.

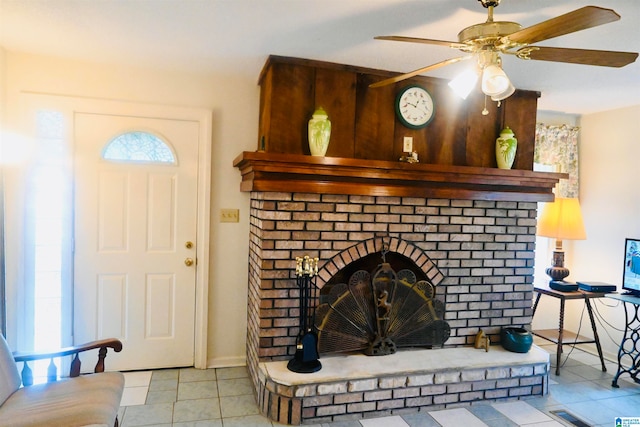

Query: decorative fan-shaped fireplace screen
[[315, 251, 450, 356]]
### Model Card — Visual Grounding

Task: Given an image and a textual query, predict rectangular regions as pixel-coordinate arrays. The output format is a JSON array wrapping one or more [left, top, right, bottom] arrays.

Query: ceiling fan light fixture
[[448, 68, 479, 99], [491, 81, 515, 101], [481, 64, 510, 96], [371, 2, 638, 107]]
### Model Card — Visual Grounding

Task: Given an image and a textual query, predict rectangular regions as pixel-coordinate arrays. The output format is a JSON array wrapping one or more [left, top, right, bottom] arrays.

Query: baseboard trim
[[207, 355, 246, 368]]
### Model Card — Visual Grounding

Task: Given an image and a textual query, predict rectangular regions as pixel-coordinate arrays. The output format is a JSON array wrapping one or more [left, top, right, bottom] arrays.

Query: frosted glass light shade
[[491, 81, 515, 101], [449, 69, 479, 100], [481, 64, 510, 96], [537, 197, 587, 240]]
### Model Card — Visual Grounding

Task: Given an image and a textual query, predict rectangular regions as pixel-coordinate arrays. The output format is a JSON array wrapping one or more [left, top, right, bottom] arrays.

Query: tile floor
[[118, 340, 640, 427]]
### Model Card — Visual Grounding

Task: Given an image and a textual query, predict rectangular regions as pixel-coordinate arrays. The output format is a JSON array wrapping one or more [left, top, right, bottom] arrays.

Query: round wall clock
[[395, 85, 435, 129]]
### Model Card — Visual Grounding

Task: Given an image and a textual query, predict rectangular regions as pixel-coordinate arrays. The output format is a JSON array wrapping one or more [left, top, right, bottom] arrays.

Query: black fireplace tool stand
[[287, 256, 322, 373]]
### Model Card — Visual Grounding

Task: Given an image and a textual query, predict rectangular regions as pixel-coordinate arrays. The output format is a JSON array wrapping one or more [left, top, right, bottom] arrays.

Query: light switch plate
[[403, 137, 413, 153], [221, 208, 239, 223]]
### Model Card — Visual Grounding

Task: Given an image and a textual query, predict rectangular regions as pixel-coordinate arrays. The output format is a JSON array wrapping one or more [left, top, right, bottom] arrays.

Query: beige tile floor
[[118, 341, 640, 427]]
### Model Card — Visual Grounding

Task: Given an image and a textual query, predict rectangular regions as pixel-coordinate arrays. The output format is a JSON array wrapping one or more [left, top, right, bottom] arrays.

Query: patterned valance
[[534, 123, 580, 198]]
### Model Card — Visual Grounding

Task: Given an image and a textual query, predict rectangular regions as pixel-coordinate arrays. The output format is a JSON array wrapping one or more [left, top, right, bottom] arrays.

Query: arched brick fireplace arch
[[314, 236, 445, 290]]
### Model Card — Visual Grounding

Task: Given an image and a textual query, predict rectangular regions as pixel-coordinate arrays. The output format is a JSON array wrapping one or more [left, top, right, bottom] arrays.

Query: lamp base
[[546, 266, 570, 281], [545, 250, 571, 283], [549, 280, 578, 292]]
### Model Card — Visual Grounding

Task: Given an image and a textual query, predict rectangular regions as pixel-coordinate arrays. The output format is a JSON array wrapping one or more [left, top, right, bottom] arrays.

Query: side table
[[605, 293, 640, 387], [532, 285, 607, 376]]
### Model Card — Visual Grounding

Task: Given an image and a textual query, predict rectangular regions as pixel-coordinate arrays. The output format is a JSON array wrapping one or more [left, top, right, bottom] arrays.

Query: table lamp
[[536, 197, 586, 291]]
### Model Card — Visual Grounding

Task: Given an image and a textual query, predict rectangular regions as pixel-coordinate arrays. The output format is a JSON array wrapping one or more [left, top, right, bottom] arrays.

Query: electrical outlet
[[403, 137, 413, 153], [220, 208, 239, 223]]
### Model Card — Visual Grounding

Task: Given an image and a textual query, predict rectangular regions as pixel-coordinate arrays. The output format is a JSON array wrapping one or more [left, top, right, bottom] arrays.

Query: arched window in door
[[102, 131, 176, 164]]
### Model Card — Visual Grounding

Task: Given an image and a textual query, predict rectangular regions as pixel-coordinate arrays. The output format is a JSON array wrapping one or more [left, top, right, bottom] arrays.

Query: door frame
[[9, 92, 211, 368]]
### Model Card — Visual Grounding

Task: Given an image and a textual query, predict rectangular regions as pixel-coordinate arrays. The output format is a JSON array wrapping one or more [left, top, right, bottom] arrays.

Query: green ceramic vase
[[496, 126, 517, 169], [308, 107, 331, 156]]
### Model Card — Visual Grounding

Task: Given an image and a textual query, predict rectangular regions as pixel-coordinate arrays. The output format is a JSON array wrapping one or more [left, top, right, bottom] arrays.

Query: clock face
[[395, 85, 435, 129]]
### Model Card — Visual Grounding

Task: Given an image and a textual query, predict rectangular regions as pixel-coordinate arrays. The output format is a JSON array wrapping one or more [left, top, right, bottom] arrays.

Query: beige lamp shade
[[537, 197, 587, 240]]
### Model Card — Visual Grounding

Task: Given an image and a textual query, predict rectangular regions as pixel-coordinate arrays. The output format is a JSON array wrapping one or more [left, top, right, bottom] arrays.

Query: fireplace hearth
[[257, 346, 549, 425]]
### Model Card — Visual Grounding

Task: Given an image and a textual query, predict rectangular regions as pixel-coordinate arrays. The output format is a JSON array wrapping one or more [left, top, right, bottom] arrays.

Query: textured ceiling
[[1, 0, 638, 114]]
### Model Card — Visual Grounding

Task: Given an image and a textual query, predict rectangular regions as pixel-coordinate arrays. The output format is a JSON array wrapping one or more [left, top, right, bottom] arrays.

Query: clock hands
[[403, 101, 431, 116]]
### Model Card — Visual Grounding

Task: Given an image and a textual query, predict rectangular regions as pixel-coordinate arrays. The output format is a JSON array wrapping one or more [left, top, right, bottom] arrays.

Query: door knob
[[184, 258, 194, 267], [185, 241, 193, 249]]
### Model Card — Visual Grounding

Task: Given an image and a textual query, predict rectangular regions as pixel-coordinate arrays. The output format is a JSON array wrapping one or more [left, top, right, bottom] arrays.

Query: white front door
[[74, 112, 199, 370]]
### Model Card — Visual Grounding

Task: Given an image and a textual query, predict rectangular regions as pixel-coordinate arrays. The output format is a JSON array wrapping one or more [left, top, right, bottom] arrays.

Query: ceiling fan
[[370, 0, 638, 101]]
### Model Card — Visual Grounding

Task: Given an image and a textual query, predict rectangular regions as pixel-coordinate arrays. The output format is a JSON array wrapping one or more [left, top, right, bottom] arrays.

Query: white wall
[[571, 105, 640, 360], [530, 107, 640, 362], [536, 111, 579, 127], [3, 51, 258, 367]]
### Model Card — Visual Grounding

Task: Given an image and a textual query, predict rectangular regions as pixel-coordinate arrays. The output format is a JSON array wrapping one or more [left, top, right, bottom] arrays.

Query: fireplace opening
[[314, 247, 450, 356]]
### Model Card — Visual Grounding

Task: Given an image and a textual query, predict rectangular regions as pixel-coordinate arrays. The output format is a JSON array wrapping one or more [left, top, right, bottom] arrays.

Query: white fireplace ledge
[[260, 345, 549, 387]]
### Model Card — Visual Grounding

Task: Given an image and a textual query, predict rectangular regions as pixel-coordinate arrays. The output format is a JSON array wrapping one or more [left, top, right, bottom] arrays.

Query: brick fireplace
[[249, 192, 540, 358], [236, 152, 563, 424]]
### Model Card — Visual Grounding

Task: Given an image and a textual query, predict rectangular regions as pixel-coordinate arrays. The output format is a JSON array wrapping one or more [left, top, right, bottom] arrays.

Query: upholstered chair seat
[[0, 334, 124, 427]]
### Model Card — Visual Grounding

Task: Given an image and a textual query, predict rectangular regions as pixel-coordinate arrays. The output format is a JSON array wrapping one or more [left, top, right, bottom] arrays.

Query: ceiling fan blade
[[369, 56, 473, 88], [375, 35, 468, 50], [505, 6, 620, 45], [518, 46, 638, 68]]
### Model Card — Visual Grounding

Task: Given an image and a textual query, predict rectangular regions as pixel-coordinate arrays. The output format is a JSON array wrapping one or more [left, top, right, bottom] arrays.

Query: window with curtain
[[534, 123, 580, 198], [533, 123, 581, 284]]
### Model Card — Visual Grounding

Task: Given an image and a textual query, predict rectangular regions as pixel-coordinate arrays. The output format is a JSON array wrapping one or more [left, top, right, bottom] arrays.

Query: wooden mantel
[[233, 152, 566, 202]]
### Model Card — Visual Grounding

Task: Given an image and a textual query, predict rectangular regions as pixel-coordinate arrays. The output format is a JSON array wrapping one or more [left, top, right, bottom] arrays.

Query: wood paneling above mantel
[[242, 57, 562, 203], [257, 55, 540, 170], [233, 152, 566, 202]]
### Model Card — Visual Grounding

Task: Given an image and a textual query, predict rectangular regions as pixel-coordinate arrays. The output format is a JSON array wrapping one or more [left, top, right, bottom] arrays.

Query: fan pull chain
[[482, 96, 489, 116]]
